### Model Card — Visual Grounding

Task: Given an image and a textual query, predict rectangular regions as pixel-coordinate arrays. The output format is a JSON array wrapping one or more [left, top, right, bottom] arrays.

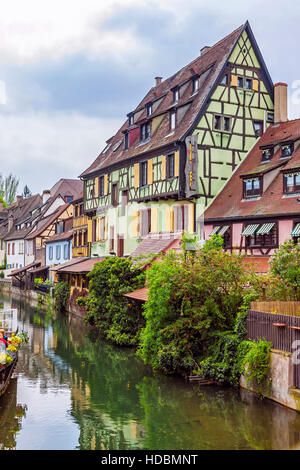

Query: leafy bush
[[0, 271, 4, 279], [54, 281, 70, 312], [137, 242, 260, 375], [78, 257, 146, 346], [266, 240, 300, 300], [242, 339, 272, 397]]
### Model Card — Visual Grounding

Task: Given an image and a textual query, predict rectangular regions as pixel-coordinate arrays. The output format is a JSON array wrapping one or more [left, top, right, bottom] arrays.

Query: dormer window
[[140, 123, 151, 143], [281, 143, 293, 158], [124, 132, 129, 150], [170, 110, 176, 130], [192, 77, 199, 93], [128, 114, 134, 126], [146, 103, 152, 116], [173, 88, 179, 103], [283, 172, 300, 194], [102, 143, 111, 154], [243, 177, 262, 198], [261, 147, 273, 162]]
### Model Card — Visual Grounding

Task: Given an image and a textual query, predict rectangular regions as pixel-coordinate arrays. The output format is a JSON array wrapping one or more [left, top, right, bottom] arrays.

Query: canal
[[1, 290, 300, 450]]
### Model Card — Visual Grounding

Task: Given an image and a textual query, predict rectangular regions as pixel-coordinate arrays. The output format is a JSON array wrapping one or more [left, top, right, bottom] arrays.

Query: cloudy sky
[[0, 0, 299, 195]]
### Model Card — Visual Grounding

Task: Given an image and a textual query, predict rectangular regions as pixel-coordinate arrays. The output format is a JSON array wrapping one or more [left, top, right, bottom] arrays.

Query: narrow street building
[[80, 21, 274, 258]]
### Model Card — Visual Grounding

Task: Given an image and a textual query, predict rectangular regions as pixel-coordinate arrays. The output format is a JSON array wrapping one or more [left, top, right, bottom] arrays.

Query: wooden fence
[[250, 301, 300, 317], [247, 309, 300, 388]]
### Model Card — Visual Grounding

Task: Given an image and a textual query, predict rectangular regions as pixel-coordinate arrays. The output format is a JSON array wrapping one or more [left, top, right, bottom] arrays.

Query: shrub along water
[[78, 236, 272, 394], [77, 257, 145, 346]]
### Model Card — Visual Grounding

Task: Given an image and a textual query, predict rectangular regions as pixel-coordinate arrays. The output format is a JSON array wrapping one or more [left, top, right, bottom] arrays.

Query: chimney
[[200, 46, 211, 56], [274, 82, 288, 123], [0, 201, 3, 211], [42, 189, 51, 204], [155, 76, 162, 87], [8, 215, 13, 232], [16, 195, 23, 204]]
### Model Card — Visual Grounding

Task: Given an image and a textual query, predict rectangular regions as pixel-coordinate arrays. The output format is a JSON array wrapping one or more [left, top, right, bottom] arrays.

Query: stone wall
[[240, 348, 300, 412]]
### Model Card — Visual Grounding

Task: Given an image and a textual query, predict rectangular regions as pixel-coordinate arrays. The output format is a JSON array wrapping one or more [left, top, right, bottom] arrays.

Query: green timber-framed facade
[[80, 21, 275, 258]]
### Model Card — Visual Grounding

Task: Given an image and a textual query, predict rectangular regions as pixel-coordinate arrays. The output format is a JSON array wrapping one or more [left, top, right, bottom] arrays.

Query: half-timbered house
[[80, 21, 274, 258], [203, 96, 300, 273]]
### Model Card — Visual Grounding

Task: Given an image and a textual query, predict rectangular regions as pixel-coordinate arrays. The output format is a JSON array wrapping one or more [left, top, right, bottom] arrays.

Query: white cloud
[[0, 0, 153, 65], [0, 111, 122, 193]]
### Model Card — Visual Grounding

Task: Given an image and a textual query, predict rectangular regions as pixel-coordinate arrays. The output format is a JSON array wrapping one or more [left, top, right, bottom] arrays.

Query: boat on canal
[[0, 309, 19, 398]]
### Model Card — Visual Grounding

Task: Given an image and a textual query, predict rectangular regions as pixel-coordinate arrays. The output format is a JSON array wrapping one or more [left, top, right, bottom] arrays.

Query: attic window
[[124, 132, 129, 150], [140, 122, 151, 143], [112, 140, 122, 152], [128, 114, 134, 126], [146, 103, 152, 116], [281, 143, 293, 158], [102, 143, 111, 154], [170, 110, 176, 130], [283, 172, 300, 194], [173, 88, 179, 103], [192, 77, 199, 93], [237, 76, 253, 90], [243, 177, 262, 198], [261, 147, 273, 162]]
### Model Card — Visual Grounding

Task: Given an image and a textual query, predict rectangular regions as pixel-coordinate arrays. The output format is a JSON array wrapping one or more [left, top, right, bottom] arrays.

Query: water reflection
[[1, 289, 300, 449], [0, 378, 27, 449]]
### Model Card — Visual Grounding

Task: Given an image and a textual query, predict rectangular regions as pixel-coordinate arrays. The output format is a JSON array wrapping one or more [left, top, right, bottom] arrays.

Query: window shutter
[[174, 151, 180, 177], [151, 207, 158, 233], [231, 74, 238, 87], [252, 79, 259, 91], [134, 163, 140, 188], [104, 174, 109, 195], [105, 217, 108, 240], [87, 218, 93, 243], [161, 156, 167, 180], [188, 204, 194, 233], [132, 210, 140, 237], [109, 226, 114, 251], [95, 177, 99, 198], [148, 159, 153, 185], [165, 206, 174, 232]]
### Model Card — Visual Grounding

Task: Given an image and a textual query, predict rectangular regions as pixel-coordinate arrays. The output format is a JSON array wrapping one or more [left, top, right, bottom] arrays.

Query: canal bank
[[1, 290, 300, 450]]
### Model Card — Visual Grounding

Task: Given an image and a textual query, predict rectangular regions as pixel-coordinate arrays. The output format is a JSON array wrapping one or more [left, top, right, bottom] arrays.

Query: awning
[[292, 223, 300, 236], [209, 226, 220, 236], [29, 265, 49, 274], [124, 287, 149, 302], [218, 225, 230, 236], [8, 261, 41, 277], [256, 222, 275, 235], [241, 224, 260, 236]]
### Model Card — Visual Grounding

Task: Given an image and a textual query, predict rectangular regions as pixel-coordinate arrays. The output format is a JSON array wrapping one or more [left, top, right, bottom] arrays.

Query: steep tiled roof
[[130, 232, 182, 262], [80, 23, 247, 178], [50, 179, 83, 199], [3, 194, 42, 241], [25, 203, 70, 240], [204, 118, 300, 220], [44, 230, 73, 243]]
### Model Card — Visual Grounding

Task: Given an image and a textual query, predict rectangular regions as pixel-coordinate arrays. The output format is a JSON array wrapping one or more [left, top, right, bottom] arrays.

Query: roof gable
[[80, 23, 255, 178]]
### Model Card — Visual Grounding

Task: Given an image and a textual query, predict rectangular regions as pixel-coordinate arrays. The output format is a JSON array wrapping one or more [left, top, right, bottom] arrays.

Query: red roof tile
[[80, 24, 246, 178], [124, 287, 148, 302], [204, 119, 300, 221]]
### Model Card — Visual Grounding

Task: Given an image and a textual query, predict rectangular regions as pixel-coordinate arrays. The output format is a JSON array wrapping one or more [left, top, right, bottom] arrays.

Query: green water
[[1, 290, 300, 450]]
